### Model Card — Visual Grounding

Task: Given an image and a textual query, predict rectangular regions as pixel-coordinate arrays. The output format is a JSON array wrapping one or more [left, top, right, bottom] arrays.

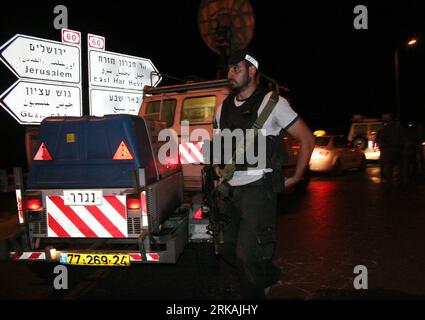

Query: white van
[[139, 80, 230, 190], [139, 79, 310, 191]]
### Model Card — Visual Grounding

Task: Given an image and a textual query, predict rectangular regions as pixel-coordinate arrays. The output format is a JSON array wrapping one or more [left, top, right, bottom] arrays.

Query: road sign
[[88, 50, 161, 91], [89, 88, 143, 116], [62, 29, 81, 46], [0, 34, 81, 84], [88, 34, 105, 51], [0, 33, 82, 125], [0, 80, 82, 125]]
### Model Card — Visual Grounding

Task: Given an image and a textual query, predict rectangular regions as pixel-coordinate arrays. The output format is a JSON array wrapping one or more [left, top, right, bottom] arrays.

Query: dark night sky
[[1, 0, 424, 168]]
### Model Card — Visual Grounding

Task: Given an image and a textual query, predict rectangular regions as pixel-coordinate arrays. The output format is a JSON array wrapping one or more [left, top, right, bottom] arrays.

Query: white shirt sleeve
[[259, 92, 299, 135]]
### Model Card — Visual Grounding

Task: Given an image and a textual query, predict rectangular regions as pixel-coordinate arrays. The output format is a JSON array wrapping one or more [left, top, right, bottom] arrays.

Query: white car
[[309, 135, 366, 173]]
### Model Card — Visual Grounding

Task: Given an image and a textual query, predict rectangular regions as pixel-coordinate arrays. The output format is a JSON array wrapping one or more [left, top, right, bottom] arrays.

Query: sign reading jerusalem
[[1, 34, 80, 84]]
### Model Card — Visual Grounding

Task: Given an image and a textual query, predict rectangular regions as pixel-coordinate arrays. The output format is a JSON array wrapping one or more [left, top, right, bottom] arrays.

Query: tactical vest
[[218, 86, 288, 171]]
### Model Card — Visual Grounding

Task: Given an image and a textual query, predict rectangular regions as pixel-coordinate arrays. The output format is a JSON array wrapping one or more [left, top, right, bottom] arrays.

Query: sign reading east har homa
[[89, 50, 161, 91]]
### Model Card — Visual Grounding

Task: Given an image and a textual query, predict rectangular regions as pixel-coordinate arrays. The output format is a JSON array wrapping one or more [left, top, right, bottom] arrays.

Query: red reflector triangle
[[113, 141, 134, 160], [33, 142, 53, 160]]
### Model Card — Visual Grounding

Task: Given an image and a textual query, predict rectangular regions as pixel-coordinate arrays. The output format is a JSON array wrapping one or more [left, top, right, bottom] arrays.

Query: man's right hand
[[284, 176, 301, 190]]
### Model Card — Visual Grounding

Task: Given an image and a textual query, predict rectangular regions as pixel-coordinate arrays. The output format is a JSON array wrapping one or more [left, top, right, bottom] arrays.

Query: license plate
[[60, 253, 130, 267], [63, 190, 102, 206]]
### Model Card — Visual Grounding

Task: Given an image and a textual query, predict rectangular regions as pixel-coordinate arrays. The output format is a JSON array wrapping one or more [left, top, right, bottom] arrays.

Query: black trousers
[[218, 174, 281, 299]]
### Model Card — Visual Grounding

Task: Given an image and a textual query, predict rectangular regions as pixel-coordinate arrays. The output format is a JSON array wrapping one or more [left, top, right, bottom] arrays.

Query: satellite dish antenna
[[198, 0, 255, 78]]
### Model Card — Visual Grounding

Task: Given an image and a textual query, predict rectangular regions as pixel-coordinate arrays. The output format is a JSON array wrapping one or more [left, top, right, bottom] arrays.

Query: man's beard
[[230, 73, 251, 94]]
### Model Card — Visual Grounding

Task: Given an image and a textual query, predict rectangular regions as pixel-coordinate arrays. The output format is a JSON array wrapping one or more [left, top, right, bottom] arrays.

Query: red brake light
[[26, 198, 43, 211], [113, 141, 133, 160], [33, 142, 53, 161], [126, 198, 141, 210]]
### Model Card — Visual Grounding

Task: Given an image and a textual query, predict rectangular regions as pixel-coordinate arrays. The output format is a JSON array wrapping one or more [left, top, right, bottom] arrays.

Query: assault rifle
[[201, 165, 230, 254]]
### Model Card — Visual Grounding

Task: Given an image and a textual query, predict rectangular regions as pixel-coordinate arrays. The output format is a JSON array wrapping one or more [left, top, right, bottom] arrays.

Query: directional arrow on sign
[[0, 34, 81, 84], [0, 80, 82, 125]]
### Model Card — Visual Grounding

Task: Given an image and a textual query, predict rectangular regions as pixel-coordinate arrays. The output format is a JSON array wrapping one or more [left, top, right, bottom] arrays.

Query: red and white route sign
[[61, 28, 81, 46], [88, 34, 105, 51]]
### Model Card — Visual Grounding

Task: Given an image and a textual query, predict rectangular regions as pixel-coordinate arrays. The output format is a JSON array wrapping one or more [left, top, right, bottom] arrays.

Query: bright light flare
[[311, 149, 329, 161], [126, 198, 141, 210], [26, 198, 43, 211]]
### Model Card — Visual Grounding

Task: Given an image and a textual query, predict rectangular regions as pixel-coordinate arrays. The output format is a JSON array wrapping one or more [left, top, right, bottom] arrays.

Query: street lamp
[[394, 38, 417, 121]]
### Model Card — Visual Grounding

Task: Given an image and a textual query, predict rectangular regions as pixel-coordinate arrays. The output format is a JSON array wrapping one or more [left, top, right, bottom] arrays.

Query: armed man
[[210, 50, 315, 299]]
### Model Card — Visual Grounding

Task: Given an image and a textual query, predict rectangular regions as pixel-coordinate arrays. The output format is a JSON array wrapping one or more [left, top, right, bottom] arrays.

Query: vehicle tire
[[353, 136, 368, 150], [332, 159, 343, 176], [358, 156, 367, 171]]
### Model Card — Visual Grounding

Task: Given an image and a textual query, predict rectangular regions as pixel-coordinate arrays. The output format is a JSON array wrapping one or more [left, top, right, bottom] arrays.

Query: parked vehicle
[[11, 115, 210, 265], [348, 115, 384, 160], [310, 134, 366, 174]]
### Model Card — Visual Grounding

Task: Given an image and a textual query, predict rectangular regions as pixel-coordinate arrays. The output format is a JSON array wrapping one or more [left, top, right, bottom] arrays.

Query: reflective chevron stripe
[[46, 195, 127, 238], [179, 142, 204, 164], [129, 253, 160, 262], [11, 252, 46, 260]]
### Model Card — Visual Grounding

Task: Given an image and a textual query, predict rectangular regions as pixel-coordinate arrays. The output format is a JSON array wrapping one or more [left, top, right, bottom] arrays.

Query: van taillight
[[126, 196, 141, 210], [26, 198, 43, 211]]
